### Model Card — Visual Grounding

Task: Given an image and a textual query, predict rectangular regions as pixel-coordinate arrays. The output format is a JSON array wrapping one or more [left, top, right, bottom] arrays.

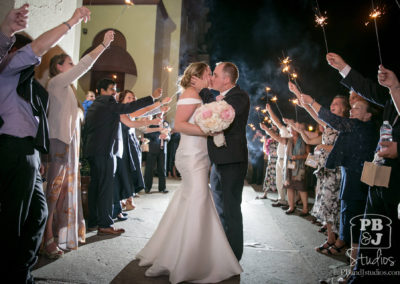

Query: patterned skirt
[[263, 155, 277, 192], [311, 167, 341, 233], [45, 131, 85, 250]]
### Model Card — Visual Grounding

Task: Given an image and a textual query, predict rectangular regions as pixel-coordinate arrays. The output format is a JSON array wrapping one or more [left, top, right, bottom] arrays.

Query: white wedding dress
[[136, 98, 242, 283]]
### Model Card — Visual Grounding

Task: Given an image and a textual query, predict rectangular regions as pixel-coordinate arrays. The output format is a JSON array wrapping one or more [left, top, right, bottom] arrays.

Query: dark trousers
[[0, 135, 48, 283], [144, 151, 166, 192], [210, 162, 247, 261], [87, 155, 116, 228], [349, 188, 400, 284]]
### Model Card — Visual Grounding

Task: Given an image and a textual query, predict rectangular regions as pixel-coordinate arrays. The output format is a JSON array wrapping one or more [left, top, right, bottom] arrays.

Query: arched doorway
[[81, 29, 137, 93]]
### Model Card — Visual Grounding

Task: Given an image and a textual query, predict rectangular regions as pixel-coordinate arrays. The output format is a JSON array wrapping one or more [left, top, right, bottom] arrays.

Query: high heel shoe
[[42, 238, 64, 259]]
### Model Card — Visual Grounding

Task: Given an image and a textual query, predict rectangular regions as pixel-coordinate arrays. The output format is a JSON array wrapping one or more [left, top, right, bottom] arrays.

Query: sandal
[[328, 244, 346, 255], [318, 225, 327, 233], [42, 238, 64, 259], [315, 240, 334, 254]]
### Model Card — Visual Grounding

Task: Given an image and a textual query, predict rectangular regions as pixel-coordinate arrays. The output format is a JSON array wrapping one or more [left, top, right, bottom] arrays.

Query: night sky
[[205, 0, 400, 130]]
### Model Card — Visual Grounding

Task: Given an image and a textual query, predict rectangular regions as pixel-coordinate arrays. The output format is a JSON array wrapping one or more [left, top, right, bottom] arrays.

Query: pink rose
[[202, 109, 213, 119], [220, 107, 234, 121]]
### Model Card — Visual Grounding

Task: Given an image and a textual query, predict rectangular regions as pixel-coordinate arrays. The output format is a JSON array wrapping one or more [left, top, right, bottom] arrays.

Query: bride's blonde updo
[[179, 62, 209, 89]]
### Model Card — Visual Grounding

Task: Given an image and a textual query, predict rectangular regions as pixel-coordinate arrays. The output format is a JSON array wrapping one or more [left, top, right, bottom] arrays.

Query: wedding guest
[[112, 90, 162, 220], [144, 113, 170, 193], [43, 30, 114, 258], [0, 6, 91, 283], [257, 125, 278, 199], [83, 78, 161, 235], [82, 90, 95, 117], [300, 90, 379, 281], [250, 129, 265, 186], [282, 125, 310, 215], [265, 103, 292, 207], [326, 52, 399, 283], [288, 81, 347, 256], [167, 128, 181, 179], [0, 4, 28, 63]]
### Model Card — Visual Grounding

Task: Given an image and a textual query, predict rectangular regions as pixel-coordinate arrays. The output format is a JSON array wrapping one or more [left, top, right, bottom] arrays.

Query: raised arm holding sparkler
[[288, 81, 327, 127], [377, 65, 400, 116], [259, 122, 286, 144], [283, 118, 322, 145]]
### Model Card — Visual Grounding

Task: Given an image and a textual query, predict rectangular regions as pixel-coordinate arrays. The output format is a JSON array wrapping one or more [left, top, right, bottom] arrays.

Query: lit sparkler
[[368, 2, 384, 65], [314, 0, 329, 53], [112, 0, 134, 28], [290, 98, 299, 122], [270, 96, 284, 118]]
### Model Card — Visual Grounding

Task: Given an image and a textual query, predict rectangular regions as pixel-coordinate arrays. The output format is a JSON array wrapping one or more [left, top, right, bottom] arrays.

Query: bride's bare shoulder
[[180, 87, 201, 99]]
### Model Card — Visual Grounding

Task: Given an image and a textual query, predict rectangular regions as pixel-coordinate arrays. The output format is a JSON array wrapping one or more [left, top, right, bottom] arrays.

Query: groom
[[192, 62, 250, 261]]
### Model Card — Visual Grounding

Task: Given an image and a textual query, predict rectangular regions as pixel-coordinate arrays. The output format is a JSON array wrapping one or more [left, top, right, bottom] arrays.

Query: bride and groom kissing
[[136, 61, 250, 283]]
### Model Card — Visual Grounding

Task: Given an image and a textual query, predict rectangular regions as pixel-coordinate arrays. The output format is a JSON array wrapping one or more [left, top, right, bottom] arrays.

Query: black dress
[[114, 123, 145, 202]]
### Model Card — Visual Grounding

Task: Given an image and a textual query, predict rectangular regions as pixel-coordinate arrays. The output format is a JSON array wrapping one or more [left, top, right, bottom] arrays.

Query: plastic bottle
[[374, 121, 393, 165]]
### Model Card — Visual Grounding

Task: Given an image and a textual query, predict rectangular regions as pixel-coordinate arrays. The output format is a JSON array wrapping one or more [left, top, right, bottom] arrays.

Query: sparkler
[[314, 0, 329, 53], [161, 65, 173, 91], [368, 1, 384, 65], [264, 86, 271, 103], [290, 98, 299, 122], [255, 106, 263, 121], [270, 96, 284, 118], [248, 123, 256, 131], [112, 0, 134, 28], [290, 71, 302, 94], [280, 55, 291, 81]]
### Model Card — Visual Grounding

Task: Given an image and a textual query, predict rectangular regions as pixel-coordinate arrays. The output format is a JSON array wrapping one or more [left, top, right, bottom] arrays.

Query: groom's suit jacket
[[199, 85, 250, 165]]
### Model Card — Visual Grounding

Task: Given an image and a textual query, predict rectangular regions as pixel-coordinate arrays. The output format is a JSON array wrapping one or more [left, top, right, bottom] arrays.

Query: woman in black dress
[[113, 90, 162, 220]]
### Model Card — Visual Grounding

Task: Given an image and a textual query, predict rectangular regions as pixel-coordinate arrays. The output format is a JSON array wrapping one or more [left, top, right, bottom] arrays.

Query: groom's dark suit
[[199, 85, 250, 261]]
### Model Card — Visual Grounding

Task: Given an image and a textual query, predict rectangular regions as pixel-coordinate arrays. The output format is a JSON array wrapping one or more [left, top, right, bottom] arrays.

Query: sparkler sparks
[[314, 0, 329, 53], [368, 1, 384, 64]]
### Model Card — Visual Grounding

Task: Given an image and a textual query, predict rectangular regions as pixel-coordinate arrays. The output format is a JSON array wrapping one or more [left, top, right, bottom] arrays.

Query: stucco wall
[[1, 0, 82, 86], [78, 0, 182, 108]]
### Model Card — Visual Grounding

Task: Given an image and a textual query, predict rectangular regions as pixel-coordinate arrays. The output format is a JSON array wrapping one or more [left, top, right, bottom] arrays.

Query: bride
[[136, 62, 242, 283]]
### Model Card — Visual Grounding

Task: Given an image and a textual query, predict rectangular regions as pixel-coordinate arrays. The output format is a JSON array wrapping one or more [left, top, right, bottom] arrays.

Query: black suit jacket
[[83, 95, 153, 157], [144, 123, 169, 155], [199, 85, 250, 164]]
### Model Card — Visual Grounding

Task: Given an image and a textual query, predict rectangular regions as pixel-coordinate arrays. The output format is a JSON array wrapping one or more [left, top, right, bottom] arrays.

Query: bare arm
[[265, 103, 284, 130], [173, 88, 206, 136], [288, 81, 327, 127], [31, 7, 90, 57], [120, 115, 161, 128], [259, 123, 286, 144]]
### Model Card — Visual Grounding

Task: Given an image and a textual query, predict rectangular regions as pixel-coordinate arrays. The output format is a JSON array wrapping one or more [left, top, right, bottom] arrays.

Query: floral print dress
[[263, 138, 278, 192], [311, 127, 341, 233]]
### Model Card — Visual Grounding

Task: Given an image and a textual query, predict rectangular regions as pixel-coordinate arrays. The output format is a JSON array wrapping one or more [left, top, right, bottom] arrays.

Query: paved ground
[[33, 178, 348, 284]]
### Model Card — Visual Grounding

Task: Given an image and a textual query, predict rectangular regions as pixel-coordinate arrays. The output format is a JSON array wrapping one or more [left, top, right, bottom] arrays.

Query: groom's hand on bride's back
[[190, 76, 208, 93]]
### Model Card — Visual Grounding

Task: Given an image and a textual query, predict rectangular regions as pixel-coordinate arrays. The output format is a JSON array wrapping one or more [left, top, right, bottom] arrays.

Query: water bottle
[[374, 121, 393, 165]]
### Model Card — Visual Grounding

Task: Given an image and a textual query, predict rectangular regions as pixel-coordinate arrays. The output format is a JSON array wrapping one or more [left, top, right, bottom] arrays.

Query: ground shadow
[[111, 259, 240, 284]]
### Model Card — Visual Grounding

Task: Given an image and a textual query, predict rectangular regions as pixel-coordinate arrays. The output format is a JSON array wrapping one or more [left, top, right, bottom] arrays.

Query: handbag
[[287, 159, 296, 169], [305, 153, 318, 168]]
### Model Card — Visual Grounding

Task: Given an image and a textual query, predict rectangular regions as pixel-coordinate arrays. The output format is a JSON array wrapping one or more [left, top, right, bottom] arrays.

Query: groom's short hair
[[217, 62, 239, 84]]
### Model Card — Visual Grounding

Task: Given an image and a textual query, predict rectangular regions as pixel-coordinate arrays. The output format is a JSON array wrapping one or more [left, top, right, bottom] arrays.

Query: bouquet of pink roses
[[194, 100, 235, 147]]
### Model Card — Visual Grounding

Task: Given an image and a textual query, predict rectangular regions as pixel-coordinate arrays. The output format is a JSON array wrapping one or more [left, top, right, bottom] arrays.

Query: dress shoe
[[159, 190, 169, 193], [116, 214, 128, 221], [122, 212, 128, 217], [97, 227, 125, 236]]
